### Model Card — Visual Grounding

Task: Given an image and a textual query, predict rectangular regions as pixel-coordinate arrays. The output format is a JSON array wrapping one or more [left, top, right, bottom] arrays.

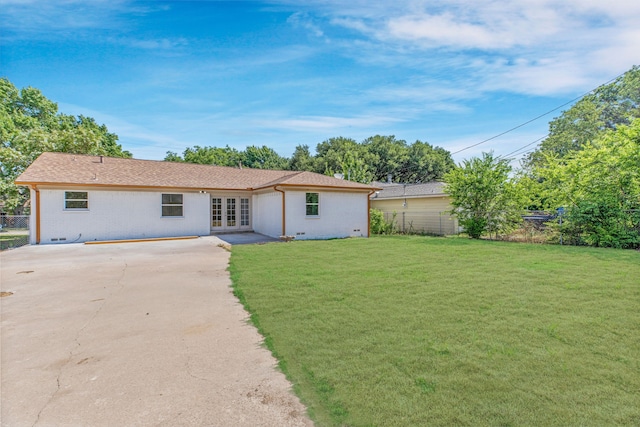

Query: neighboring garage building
[[370, 181, 459, 235], [15, 152, 378, 244]]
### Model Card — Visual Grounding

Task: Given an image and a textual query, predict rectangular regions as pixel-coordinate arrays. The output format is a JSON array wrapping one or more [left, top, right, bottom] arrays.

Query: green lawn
[[229, 236, 640, 426]]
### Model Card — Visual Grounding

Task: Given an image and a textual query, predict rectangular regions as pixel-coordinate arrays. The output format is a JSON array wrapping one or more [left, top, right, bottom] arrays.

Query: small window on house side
[[306, 192, 319, 216], [65, 191, 88, 209], [162, 193, 183, 217]]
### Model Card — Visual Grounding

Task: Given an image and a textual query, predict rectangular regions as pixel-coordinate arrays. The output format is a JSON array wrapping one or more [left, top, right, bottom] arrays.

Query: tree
[[313, 137, 376, 182], [526, 66, 640, 166], [1, 78, 130, 213], [399, 140, 455, 183], [444, 152, 523, 239], [164, 151, 184, 162], [537, 119, 640, 248], [288, 144, 315, 171], [183, 145, 242, 166], [361, 135, 409, 182], [242, 145, 288, 170]]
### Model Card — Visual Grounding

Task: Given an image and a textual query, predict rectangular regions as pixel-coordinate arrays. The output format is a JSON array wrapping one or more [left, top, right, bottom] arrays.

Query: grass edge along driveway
[[229, 235, 640, 427]]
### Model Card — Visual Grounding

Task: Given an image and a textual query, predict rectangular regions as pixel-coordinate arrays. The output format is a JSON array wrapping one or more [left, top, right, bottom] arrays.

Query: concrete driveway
[[1, 237, 311, 427]]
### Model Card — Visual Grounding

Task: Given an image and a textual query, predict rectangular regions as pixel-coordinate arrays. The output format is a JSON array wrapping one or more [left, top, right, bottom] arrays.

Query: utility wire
[[499, 134, 547, 159], [450, 72, 626, 155]]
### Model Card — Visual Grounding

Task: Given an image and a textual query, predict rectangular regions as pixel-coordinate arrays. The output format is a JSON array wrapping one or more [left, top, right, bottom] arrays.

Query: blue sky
[[2, 0, 639, 164]]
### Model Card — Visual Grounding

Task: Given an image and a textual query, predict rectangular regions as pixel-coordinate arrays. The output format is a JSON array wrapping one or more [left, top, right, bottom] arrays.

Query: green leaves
[[444, 152, 523, 239], [1, 78, 131, 213], [540, 119, 640, 248], [167, 135, 455, 185], [527, 65, 640, 166]]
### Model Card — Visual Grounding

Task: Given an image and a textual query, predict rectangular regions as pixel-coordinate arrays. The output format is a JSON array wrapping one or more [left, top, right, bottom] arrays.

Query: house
[[15, 152, 379, 244], [370, 181, 458, 235]]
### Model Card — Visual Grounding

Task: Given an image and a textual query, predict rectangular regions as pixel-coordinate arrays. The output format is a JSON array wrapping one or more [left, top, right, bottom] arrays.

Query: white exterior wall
[[285, 190, 368, 240], [252, 191, 282, 238], [38, 189, 210, 244]]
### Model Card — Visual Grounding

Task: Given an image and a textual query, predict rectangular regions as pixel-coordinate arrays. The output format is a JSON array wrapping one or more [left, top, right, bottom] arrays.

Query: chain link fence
[[0, 215, 30, 250], [378, 210, 459, 236], [477, 209, 640, 249]]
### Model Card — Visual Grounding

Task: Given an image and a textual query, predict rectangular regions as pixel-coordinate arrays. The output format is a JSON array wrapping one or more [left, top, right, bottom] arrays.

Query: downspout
[[273, 186, 286, 236], [367, 189, 376, 238], [34, 185, 41, 244]]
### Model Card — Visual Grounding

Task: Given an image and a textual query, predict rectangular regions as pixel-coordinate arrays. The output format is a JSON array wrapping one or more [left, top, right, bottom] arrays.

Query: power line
[[499, 134, 547, 159], [450, 71, 627, 155]]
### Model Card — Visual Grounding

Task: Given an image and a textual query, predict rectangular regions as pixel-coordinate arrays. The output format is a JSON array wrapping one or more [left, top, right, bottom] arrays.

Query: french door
[[211, 196, 250, 232]]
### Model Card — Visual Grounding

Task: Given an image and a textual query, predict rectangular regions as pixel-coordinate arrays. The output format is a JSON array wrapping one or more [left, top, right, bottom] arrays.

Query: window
[[65, 191, 88, 209], [241, 198, 250, 226], [306, 192, 319, 216], [212, 197, 222, 227], [162, 194, 183, 217], [226, 198, 236, 226]]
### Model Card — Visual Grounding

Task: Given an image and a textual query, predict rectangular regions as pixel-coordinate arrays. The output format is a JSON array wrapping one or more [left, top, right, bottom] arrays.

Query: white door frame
[[211, 195, 251, 232]]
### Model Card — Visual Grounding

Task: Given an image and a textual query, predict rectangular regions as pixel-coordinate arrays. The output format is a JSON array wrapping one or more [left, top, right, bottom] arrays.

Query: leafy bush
[[460, 217, 487, 239], [370, 209, 397, 234], [561, 202, 640, 249]]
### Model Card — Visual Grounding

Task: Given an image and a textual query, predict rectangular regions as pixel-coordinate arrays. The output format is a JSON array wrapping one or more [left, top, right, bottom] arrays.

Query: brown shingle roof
[[15, 152, 377, 191]]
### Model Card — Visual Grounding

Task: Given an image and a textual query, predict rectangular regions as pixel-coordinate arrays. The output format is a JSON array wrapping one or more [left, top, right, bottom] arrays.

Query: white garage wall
[[285, 190, 368, 240], [38, 189, 210, 244], [252, 191, 282, 238]]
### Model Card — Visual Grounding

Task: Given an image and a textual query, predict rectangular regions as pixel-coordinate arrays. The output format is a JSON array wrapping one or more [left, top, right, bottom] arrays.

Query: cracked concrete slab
[[1, 237, 312, 427]]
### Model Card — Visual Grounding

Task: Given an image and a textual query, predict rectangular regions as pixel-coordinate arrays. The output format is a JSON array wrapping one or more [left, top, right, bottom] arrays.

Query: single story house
[[370, 181, 458, 235], [15, 152, 379, 244]]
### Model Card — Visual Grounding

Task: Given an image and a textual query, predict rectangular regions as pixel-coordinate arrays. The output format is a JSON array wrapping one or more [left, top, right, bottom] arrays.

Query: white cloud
[[387, 13, 517, 49], [125, 37, 189, 50], [254, 114, 404, 132], [287, 12, 325, 38], [309, 0, 640, 95], [58, 102, 184, 151]]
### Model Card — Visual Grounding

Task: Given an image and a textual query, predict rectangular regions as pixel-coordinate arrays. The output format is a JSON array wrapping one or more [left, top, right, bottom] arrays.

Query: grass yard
[[229, 236, 640, 426]]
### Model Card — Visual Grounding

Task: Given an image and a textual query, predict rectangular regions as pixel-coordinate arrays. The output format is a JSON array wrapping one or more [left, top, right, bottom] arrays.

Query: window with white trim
[[226, 198, 236, 226], [241, 198, 250, 226], [162, 194, 183, 217], [306, 192, 319, 216], [65, 191, 88, 210]]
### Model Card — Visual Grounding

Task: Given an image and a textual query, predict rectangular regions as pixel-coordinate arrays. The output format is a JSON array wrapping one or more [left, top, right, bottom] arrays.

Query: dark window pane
[[66, 191, 88, 200], [306, 193, 318, 204], [306, 205, 318, 216], [162, 194, 183, 204], [162, 206, 183, 217], [65, 200, 88, 209]]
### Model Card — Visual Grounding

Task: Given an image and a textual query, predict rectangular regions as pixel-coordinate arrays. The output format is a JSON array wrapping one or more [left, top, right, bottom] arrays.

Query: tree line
[[165, 135, 455, 185]]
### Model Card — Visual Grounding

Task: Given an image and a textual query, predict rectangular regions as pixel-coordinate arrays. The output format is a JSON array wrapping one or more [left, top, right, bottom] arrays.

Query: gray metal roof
[[370, 181, 447, 199]]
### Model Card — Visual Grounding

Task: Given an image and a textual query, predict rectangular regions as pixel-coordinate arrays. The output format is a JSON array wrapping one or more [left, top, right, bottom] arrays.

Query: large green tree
[[361, 135, 409, 182], [445, 152, 523, 239], [536, 119, 640, 248], [526, 66, 639, 165], [288, 144, 315, 171], [399, 140, 455, 183], [313, 137, 375, 183], [1, 78, 130, 213], [242, 145, 288, 170]]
